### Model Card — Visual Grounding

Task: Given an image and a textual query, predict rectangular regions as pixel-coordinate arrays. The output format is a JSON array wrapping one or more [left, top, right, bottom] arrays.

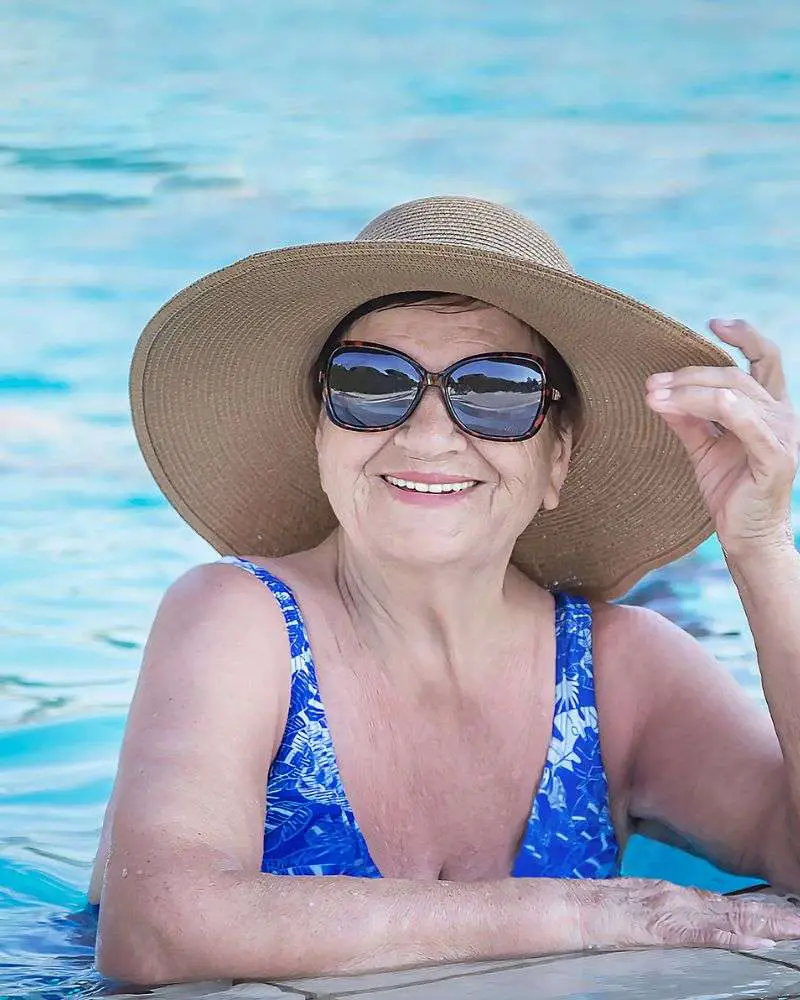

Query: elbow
[[95, 877, 215, 987], [96, 935, 170, 988], [96, 916, 171, 986]]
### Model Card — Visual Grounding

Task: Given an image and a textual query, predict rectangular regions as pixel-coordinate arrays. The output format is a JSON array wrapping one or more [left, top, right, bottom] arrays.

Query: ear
[[541, 425, 573, 511]]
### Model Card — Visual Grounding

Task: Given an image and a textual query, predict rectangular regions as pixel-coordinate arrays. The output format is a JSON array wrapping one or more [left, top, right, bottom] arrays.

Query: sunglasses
[[319, 341, 561, 442]]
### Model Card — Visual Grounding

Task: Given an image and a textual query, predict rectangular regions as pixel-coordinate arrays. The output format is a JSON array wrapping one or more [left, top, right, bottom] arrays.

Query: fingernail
[[649, 372, 673, 387], [732, 937, 778, 951], [743, 939, 778, 950], [650, 388, 672, 401]]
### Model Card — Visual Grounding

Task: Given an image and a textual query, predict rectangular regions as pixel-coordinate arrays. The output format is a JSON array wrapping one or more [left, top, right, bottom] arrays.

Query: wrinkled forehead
[[345, 302, 543, 367]]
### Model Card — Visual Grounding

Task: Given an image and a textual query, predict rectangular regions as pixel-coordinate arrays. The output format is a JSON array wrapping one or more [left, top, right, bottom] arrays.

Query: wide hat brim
[[130, 240, 732, 600]]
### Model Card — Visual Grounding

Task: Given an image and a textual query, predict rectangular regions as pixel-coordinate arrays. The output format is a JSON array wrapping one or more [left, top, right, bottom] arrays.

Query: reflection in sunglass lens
[[326, 349, 421, 428], [447, 358, 545, 438]]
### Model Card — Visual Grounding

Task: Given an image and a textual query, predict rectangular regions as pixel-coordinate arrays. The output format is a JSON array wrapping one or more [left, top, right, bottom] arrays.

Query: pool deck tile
[[109, 947, 800, 1000]]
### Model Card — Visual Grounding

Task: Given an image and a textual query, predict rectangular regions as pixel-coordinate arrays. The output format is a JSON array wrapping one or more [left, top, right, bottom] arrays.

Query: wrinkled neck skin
[[325, 530, 546, 691]]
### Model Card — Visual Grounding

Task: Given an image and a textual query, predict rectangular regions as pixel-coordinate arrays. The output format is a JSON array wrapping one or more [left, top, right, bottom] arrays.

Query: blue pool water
[[2, 0, 800, 995]]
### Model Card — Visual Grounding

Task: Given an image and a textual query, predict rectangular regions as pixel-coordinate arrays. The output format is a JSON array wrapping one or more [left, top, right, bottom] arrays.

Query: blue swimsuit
[[221, 556, 621, 879]]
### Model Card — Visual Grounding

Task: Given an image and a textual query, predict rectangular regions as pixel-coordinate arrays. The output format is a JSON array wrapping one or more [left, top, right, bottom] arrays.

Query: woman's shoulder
[[152, 556, 305, 668], [187, 549, 341, 651], [589, 598, 674, 657], [133, 558, 297, 759]]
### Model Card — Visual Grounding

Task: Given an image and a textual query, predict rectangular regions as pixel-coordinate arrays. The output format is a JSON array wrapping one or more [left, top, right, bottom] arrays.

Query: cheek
[[316, 419, 353, 497], [488, 433, 556, 491], [316, 417, 381, 506]]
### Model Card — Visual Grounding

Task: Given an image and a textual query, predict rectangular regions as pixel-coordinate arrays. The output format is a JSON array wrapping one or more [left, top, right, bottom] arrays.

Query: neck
[[324, 532, 546, 688]]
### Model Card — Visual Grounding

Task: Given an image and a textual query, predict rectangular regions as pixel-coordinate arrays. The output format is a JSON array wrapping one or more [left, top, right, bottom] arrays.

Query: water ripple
[[0, 143, 182, 176], [22, 193, 151, 211], [0, 374, 70, 394]]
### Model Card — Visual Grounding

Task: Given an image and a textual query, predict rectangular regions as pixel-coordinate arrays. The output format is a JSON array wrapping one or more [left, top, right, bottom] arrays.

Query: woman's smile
[[379, 471, 482, 505]]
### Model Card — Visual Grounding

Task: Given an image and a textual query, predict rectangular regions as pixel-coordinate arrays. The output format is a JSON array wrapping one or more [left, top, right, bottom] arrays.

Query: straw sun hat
[[130, 195, 733, 600]]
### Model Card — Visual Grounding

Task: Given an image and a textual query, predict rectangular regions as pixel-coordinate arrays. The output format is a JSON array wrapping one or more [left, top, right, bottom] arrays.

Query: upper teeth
[[384, 476, 477, 493]]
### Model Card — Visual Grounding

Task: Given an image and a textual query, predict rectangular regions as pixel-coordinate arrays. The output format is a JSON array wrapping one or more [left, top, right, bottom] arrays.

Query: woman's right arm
[[95, 563, 800, 987]]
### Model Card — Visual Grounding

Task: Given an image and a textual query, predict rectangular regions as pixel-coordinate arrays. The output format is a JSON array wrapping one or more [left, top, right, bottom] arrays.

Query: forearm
[[728, 542, 800, 830], [97, 866, 582, 985]]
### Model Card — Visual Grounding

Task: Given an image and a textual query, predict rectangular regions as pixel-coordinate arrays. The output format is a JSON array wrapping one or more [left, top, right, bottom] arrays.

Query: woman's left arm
[[726, 540, 800, 858], [632, 319, 800, 887]]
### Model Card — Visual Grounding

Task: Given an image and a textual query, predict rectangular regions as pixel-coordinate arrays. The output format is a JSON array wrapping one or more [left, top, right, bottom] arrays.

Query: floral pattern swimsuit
[[220, 556, 621, 879]]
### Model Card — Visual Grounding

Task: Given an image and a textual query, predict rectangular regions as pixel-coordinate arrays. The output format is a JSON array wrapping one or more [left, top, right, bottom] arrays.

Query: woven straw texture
[[130, 196, 733, 599]]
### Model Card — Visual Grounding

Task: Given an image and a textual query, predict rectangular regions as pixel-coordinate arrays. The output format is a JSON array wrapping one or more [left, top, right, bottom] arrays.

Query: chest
[[313, 646, 556, 880]]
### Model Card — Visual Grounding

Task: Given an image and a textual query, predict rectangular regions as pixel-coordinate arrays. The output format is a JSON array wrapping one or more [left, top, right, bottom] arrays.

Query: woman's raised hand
[[572, 877, 800, 952], [646, 319, 799, 560]]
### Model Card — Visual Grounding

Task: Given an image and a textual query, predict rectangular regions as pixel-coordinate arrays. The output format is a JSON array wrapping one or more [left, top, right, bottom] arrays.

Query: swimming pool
[[2, 0, 799, 995]]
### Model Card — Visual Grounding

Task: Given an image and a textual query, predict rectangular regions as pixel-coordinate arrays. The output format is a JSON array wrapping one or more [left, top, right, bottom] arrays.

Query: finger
[[727, 896, 800, 935], [664, 894, 800, 950], [647, 365, 775, 407], [709, 319, 788, 402], [706, 931, 777, 952], [653, 411, 720, 460], [648, 387, 789, 479], [647, 378, 798, 450], [673, 922, 779, 951]]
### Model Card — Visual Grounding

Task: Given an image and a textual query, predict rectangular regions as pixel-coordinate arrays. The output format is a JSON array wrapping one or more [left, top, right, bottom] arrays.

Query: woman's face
[[315, 303, 572, 570]]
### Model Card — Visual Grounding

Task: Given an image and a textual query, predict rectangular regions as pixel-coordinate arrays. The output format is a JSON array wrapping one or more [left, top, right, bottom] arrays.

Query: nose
[[391, 385, 467, 456]]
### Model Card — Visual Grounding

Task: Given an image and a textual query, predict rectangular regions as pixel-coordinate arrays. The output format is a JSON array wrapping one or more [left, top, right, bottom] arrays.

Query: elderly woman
[[92, 197, 800, 986]]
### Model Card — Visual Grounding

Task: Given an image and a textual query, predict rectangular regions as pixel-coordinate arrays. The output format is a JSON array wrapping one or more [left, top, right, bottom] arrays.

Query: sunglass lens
[[326, 348, 420, 429], [447, 358, 545, 439]]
